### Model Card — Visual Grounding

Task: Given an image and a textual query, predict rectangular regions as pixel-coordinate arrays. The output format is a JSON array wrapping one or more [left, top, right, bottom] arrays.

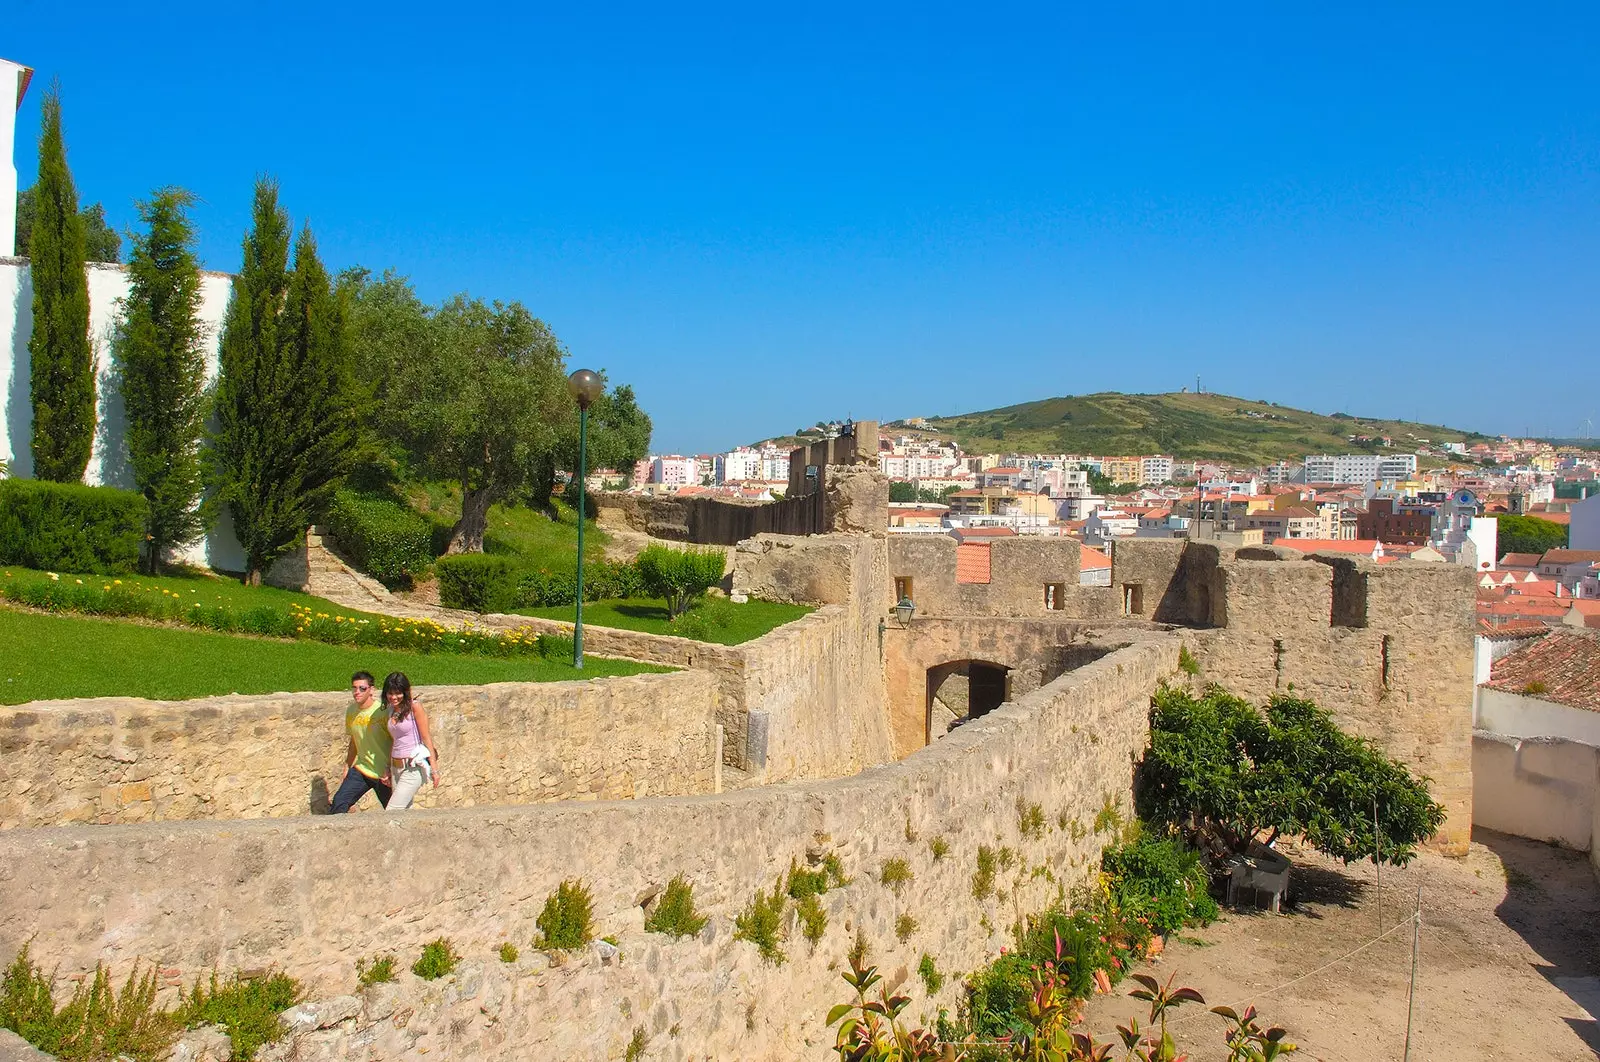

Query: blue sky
[[9, 3, 1599, 453]]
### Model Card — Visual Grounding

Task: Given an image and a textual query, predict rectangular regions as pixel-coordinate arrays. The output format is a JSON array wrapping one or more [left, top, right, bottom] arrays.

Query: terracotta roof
[[1276, 506, 1320, 519], [955, 542, 991, 584], [1499, 553, 1544, 568], [1541, 550, 1600, 565], [1079, 545, 1111, 571], [1478, 619, 1549, 638], [1484, 629, 1600, 711], [1529, 511, 1571, 525], [953, 527, 1018, 539]]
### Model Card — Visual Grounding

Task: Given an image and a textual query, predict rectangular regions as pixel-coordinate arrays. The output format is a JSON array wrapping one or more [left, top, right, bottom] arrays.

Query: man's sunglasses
[[351, 683, 371, 692]]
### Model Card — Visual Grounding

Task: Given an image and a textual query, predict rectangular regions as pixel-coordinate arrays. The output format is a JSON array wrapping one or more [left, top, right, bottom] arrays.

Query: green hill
[[914, 392, 1492, 466]]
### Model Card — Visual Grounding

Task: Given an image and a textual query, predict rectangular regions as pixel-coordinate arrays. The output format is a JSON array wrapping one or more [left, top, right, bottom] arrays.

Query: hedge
[[516, 558, 645, 608], [0, 479, 147, 574], [324, 490, 435, 587], [436, 553, 522, 612]]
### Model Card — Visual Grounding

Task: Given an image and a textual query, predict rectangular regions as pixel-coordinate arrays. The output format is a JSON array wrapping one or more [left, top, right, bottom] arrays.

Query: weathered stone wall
[[596, 467, 888, 546], [885, 535, 1121, 620], [0, 638, 1178, 1061], [0, 672, 718, 828]]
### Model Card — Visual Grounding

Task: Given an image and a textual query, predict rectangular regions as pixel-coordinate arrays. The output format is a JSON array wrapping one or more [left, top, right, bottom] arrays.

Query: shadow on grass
[[611, 603, 671, 621]]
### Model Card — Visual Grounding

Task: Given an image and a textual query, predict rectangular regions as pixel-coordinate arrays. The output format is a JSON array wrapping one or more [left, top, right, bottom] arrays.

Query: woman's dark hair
[[382, 672, 414, 721]]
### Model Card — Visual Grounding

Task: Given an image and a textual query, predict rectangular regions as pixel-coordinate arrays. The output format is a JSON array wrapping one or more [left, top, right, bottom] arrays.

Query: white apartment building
[[1084, 508, 1139, 546], [1302, 453, 1418, 484], [717, 448, 764, 483], [881, 453, 962, 480], [760, 451, 791, 482], [651, 455, 699, 486], [1264, 461, 1297, 485], [1141, 455, 1175, 485]]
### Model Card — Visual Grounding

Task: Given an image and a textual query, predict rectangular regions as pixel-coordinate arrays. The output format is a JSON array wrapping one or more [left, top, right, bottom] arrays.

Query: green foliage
[[210, 180, 360, 582], [355, 954, 396, 986], [411, 939, 460, 980], [929, 837, 949, 862], [178, 970, 301, 1061], [1017, 799, 1046, 840], [624, 1025, 649, 1062], [498, 942, 519, 963], [644, 875, 708, 939], [515, 557, 645, 607], [0, 480, 146, 572], [3, 956, 176, 1062], [15, 185, 120, 263], [1522, 680, 1549, 696], [895, 914, 917, 942], [916, 954, 943, 996], [1094, 793, 1124, 835], [880, 858, 913, 895], [797, 893, 828, 945], [1496, 513, 1568, 556], [1178, 645, 1201, 676], [325, 490, 435, 587], [1139, 685, 1446, 864], [1101, 834, 1219, 936], [436, 553, 522, 612], [516, 594, 812, 645], [535, 880, 595, 950], [826, 950, 941, 1060], [972, 845, 998, 900], [27, 84, 96, 484], [115, 187, 209, 573], [636, 544, 727, 618], [734, 883, 788, 965]]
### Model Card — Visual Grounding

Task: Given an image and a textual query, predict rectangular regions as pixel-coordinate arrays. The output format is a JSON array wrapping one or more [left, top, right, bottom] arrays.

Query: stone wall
[[0, 672, 718, 828], [886, 535, 1121, 620], [1472, 732, 1598, 851], [596, 467, 888, 546], [0, 638, 1178, 1061]]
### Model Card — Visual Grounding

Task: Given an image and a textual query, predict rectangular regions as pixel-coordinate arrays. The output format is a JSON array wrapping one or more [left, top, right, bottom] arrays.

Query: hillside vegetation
[[917, 391, 1492, 465]]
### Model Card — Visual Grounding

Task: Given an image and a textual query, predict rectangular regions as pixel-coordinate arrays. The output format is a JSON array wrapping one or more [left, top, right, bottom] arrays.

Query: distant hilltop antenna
[[1195, 375, 1202, 395]]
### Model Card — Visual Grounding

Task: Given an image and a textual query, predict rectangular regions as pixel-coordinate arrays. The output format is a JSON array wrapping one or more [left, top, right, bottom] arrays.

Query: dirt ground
[[1079, 829, 1600, 1062]]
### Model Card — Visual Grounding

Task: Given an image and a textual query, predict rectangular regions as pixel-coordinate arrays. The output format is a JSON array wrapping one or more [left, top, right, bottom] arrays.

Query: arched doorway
[[925, 660, 1011, 742]]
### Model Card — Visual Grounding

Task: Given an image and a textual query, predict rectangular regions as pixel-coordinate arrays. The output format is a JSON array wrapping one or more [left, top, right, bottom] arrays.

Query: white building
[[1302, 453, 1417, 484], [717, 448, 763, 483], [650, 455, 698, 486], [1140, 455, 1174, 485], [1083, 508, 1138, 546], [1572, 494, 1600, 552]]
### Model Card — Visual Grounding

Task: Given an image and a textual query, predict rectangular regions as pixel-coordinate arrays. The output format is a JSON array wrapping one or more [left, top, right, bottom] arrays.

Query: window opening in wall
[[894, 577, 914, 604], [1381, 635, 1392, 689], [1273, 639, 1285, 688], [1045, 583, 1067, 611], [1123, 583, 1144, 616]]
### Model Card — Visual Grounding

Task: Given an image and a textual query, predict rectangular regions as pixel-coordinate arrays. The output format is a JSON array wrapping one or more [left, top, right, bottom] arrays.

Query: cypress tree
[[115, 188, 208, 573], [209, 180, 357, 583], [27, 84, 95, 482]]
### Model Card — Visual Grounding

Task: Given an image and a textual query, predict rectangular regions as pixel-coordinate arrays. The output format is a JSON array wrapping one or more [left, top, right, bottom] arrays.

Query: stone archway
[[925, 659, 1011, 742]]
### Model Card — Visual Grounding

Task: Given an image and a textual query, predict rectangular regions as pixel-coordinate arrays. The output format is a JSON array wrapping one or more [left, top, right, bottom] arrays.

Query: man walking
[[331, 671, 392, 812]]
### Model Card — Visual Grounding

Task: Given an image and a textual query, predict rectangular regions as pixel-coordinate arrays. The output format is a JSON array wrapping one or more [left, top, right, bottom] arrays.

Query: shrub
[[412, 939, 460, 981], [636, 543, 725, 618], [497, 942, 519, 963], [917, 953, 943, 995], [733, 883, 787, 965], [0, 480, 146, 574], [536, 880, 595, 950], [8, 958, 177, 1062], [1178, 644, 1201, 676], [972, 846, 998, 900], [355, 954, 396, 987], [1101, 833, 1219, 937], [644, 876, 708, 939], [880, 858, 913, 895], [515, 558, 645, 607], [929, 837, 949, 862], [324, 490, 434, 587], [1522, 679, 1549, 696], [178, 970, 301, 1061], [895, 914, 917, 942], [435, 552, 523, 612], [797, 893, 828, 945]]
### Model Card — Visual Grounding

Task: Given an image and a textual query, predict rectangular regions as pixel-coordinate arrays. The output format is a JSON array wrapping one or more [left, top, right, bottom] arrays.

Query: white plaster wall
[[0, 258, 243, 570], [1472, 731, 1598, 850], [0, 60, 23, 257], [1573, 494, 1600, 552], [1476, 686, 1600, 746]]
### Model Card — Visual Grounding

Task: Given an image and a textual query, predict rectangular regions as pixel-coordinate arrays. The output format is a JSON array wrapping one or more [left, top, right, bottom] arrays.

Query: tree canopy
[[1137, 685, 1445, 866], [1496, 513, 1568, 557], [15, 186, 121, 263]]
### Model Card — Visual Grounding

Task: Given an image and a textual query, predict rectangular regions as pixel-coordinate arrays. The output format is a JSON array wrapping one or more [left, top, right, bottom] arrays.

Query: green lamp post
[[567, 368, 604, 669]]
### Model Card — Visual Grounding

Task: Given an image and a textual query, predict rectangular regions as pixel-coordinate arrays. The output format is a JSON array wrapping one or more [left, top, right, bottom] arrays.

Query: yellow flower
[[75, 579, 83, 585], [113, 579, 121, 585]]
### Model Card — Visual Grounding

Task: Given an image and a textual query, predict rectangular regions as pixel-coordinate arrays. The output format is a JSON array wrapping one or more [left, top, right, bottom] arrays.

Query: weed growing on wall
[[355, 955, 396, 987], [1017, 799, 1046, 840], [178, 970, 302, 1061], [929, 836, 949, 862], [536, 880, 595, 950], [734, 884, 788, 965], [895, 914, 917, 942], [0, 947, 178, 1062], [644, 875, 708, 939], [797, 894, 828, 946], [997, 846, 1016, 870], [624, 1025, 649, 1062], [497, 942, 519, 963], [411, 939, 460, 981], [972, 846, 998, 901], [1178, 644, 1201, 676], [903, 816, 919, 843], [1093, 792, 1123, 835], [917, 953, 943, 995], [880, 858, 913, 895]]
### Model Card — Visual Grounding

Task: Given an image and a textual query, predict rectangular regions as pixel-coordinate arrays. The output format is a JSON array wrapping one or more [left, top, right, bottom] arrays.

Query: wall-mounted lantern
[[894, 596, 916, 627]]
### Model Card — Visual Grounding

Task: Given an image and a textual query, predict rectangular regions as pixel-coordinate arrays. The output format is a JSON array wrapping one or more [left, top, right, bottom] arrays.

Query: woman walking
[[381, 672, 441, 810]]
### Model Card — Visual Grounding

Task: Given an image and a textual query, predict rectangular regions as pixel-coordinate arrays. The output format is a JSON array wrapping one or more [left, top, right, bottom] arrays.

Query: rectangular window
[[894, 577, 914, 603], [1123, 583, 1145, 616], [1045, 583, 1067, 610]]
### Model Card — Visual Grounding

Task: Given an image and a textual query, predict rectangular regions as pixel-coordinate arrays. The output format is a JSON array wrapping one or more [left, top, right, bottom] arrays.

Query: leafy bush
[[324, 490, 435, 587], [411, 939, 460, 980], [14, 961, 175, 1062], [356, 955, 396, 986], [787, 856, 848, 901], [536, 880, 594, 950], [0, 480, 146, 574], [1139, 685, 1446, 864], [636, 544, 725, 618], [1101, 834, 1219, 937], [1178, 644, 1201, 676], [917, 953, 943, 995], [435, 553, 522, 612], [644, 875, 708, 939], [515, 558, 645, 607], [498, 942, 519, 963], [734, 883, 788, 965], [178, 970, 301, 1061]]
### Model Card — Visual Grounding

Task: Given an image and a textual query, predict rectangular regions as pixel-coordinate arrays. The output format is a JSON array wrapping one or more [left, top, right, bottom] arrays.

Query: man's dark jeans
[[332, 768, 391, 813]]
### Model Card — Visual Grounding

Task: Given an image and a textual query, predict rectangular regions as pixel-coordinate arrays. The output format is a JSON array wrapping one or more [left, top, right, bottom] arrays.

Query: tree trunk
[[448, 484, 494, 553], [245, 567, 262, 586]]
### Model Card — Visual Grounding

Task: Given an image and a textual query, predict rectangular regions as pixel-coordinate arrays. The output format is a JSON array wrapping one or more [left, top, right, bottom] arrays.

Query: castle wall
[[0, 638, 1177, 1061], [0, 671, 718, 828]]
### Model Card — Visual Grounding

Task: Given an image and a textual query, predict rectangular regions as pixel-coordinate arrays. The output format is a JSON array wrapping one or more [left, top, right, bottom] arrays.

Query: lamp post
[[567, 368, 604, 669]]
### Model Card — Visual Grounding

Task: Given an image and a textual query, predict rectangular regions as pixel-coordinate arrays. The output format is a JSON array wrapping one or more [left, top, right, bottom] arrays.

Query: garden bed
[[513, 596, 811, 645]]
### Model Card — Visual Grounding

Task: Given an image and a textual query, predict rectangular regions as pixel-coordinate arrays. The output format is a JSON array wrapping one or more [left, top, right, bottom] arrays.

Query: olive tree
[[636, 544, 726, 618]]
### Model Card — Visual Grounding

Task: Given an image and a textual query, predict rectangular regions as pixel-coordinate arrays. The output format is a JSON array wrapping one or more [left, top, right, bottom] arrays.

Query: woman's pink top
[[388, 709, 423, 760]]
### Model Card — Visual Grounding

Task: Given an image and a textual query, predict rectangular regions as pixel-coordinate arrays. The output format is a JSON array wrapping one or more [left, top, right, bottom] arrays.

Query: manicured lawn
[[513, 597, 812, 645], [0, 608, 663, 705], [404, 485, 608, 564], [1, 565, 376, 620]]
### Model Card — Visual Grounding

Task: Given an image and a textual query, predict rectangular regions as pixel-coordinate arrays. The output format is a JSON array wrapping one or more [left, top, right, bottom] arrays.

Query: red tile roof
[[1478, 619, 1549, 638], [1499, 553, 1544, 568], [1484, 629, 1600, 712], [955, 542, 991, 584], [1079, 545, 1111, 571], [954, 527, 1018, 539], [1541, 550, 1600, 565]]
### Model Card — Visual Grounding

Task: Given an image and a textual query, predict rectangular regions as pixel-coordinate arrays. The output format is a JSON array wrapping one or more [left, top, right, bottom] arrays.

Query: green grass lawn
[[0, 607, 663, 705], [513, 597, 812, 645], [2, 565, 374, 618], [405, 484, 608, 564]]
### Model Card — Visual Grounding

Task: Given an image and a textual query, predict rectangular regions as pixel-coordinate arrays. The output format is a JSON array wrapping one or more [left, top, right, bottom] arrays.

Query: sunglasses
[[351, 684, 371, 692]]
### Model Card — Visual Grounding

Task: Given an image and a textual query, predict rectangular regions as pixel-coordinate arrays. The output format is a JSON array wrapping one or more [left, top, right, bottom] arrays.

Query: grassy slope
[[514, 598, 813, 645], [403, 485, 608, 565], [917, 391, 1493, 465], [0, 607, 661, 705]]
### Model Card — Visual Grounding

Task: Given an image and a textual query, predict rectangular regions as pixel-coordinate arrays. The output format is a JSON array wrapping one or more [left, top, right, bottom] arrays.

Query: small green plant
[[847, 929, 869, 969], [904, 816, 919, 843], [624, 1025, 649, 1062], [798, 893, 828, 945], [1017, 798, 1046, 840], [0, 948, 179, 1062], [536, 879, 595, 950], [929, 836, 949, 862], [178, 970, 302, 1061], [1068, 817, 1088, 842], [1503, 864, 1540, 893], [822, 853, 851, 887], [355, 954, 396, 987], [788, 860, 833, 900], [645, 875, 709, 938], [1094, 792, 1123, 834], [826, 949, 940, 1059], [880, 857, 913, 895], [1178, 644, 1201, 676], [1522, 679, 1549, 696], [997, 846, 1016, 870], [734, 883, 788, 965], [895, 914, 917, 942], [497, 942, 519, 963], [412, 939, 460, 981], [917, 953, 944, 995], [972, 846, 998, 901]]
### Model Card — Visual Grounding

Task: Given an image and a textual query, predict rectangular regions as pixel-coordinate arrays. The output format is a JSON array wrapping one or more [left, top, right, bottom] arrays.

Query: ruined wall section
[[0, 639, 1176, 1061], [0, 673, 718, 828], [886, 535, 1120, 619]]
